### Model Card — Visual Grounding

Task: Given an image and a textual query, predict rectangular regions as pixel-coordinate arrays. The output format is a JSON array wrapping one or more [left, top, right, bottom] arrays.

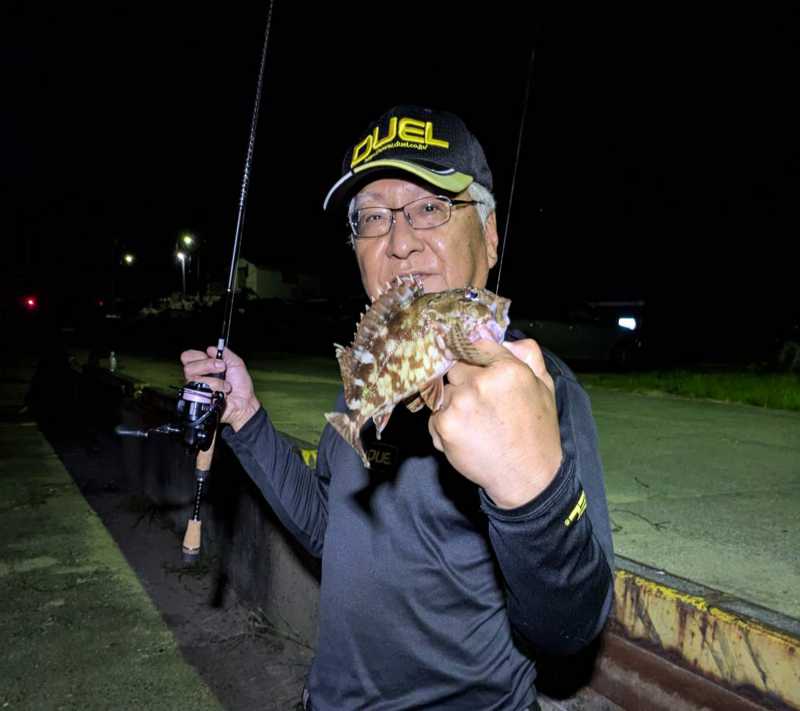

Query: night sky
[[4, 3, 798, 358]]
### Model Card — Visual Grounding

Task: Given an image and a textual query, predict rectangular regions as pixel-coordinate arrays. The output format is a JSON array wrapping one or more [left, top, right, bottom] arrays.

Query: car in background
[[510, 301, 644, 370], [775, 310, 800, 372]]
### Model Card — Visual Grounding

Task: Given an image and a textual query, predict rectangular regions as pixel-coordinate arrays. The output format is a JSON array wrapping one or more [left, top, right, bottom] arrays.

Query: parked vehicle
[[510, 301, 644, 370], [775, 310, 800, 372]]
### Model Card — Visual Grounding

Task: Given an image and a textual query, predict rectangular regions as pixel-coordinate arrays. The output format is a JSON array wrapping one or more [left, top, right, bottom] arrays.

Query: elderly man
[[181, 105, 614, 710]]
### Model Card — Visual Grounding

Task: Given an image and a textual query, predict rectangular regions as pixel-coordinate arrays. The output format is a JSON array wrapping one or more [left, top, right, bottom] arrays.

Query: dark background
[[3, 3, 798, 363]]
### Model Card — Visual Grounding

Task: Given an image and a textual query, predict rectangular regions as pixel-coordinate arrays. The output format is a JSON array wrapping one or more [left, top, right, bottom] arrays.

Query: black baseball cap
[[323, 105, 493, 212]]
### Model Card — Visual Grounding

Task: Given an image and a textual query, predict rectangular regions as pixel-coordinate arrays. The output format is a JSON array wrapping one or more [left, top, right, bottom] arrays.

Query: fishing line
[[495, 44, 536, 295]]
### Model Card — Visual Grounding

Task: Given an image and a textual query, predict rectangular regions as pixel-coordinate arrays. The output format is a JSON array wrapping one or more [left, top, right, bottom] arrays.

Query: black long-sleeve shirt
[[222, 341, 614, 710]]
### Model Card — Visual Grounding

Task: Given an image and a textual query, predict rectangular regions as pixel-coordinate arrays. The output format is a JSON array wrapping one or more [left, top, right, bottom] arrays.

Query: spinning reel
[[115, 380, 224, 453]]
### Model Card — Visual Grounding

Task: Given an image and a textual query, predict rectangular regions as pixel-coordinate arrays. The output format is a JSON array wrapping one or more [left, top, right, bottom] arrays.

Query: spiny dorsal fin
[[335, 275, 424, 409], [352, 275, 423, 356]]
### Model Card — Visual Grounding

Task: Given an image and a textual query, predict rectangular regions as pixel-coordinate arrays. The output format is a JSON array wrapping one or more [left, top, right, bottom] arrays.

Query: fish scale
[[325, 275, 511, 468]]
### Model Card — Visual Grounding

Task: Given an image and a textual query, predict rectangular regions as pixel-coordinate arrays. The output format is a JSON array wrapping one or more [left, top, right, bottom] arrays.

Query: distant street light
[[122, 253, 135, 266], [177, 232, 203, 295], [176, 251, 187, 295], [22, 295, 39, 311]]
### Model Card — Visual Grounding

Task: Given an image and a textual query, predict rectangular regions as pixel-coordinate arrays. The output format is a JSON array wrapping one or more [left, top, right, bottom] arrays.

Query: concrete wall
[[83, 368, 322, 648]]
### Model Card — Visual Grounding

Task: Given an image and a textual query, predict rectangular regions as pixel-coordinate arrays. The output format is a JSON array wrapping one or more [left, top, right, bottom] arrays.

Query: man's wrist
[[484, 478, 547, 510], [483, 453, 563, 510], [229, 398, 261, 432]]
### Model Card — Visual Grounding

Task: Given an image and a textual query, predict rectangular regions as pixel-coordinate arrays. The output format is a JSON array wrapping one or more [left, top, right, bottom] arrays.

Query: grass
[[578, 369, 800, 412], [72, 349, 341, 444], [73, 348, 800, 416]]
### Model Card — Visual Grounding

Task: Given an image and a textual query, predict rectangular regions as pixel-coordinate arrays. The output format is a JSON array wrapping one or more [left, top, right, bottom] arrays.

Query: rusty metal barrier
[[606, 557, 799, 710]]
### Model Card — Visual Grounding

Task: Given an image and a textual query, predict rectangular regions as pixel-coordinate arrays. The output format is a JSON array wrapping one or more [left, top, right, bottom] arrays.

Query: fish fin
[[446, 324, 493, 366], [339, 276, 424, 408], [333, 343, 364, 408], [405, 394, 425, 412], [325, 411, 370, 468], [351, 275, 423, 359], [419, 377, 445, 411], [372, 410, 393, 440]]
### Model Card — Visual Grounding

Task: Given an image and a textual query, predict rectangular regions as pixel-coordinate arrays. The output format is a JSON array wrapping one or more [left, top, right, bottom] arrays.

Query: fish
[[325, 274, 511, 468]]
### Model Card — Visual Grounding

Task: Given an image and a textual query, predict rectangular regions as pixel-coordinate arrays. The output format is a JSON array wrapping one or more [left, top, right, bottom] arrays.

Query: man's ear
[[484, 211, 499, 268]]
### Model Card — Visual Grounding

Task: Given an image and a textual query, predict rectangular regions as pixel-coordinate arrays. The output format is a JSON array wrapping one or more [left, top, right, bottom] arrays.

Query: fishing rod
[[116, 0, 275, 562]]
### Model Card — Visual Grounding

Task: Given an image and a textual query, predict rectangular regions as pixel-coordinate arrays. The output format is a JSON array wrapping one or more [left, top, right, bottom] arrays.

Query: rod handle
[[180, 430, 217, 562], [196, 429, 217, 471], [182, 520, 202, 563]]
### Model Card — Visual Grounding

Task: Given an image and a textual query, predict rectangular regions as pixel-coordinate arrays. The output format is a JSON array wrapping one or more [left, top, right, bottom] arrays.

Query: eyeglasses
[[348, 195, 483, 239]]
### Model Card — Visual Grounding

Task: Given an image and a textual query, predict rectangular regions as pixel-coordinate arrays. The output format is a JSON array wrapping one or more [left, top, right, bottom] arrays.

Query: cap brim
[[323, 159, 474, 212]]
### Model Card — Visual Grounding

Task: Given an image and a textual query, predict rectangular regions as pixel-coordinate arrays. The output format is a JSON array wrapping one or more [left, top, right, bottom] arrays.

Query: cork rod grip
[[181, 431, 218, 561]]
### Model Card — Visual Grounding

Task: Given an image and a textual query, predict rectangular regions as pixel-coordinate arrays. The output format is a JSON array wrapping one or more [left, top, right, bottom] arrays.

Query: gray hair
[[346, 181, 497, 249], [466, 182, 496, 229]]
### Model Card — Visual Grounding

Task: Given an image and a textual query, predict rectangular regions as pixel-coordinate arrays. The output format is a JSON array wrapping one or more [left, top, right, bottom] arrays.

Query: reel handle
[[114, 425, 149, 439]]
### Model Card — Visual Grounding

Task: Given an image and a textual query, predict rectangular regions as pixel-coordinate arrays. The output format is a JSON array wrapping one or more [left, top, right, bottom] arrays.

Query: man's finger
[[180, 349, 208, 365], [446, 361, 481, 387], [470, 338, 508, 360], [502, 340, 555, 394], [191, 376, 232, 394], [446, 339, 509, 386], [184, 357, 225, 380], [205, 345, 245, 368]]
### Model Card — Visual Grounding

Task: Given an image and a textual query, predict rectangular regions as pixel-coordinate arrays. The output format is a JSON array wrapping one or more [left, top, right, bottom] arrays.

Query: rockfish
[[325, 275, 511, 467]]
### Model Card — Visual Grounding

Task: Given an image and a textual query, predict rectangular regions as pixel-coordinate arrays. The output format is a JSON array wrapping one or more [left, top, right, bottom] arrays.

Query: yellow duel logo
[[351, 117, 449, 168], [564, 490, 587, 527]]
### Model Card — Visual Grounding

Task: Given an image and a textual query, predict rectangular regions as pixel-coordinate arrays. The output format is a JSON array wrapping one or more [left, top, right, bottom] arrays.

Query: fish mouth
[[469, 320, 507, 344], [492, 297, 511, 331], [469, 298, 511, 343], [488, 318, 508, 342]]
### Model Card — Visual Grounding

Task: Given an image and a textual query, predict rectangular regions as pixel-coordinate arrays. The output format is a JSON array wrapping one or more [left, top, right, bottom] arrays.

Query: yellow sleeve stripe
[[564, 490, 587, 527], [300, 449, 318, 467]]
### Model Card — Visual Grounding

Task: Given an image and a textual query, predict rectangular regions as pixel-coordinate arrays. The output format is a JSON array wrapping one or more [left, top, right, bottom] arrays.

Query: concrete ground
[[590, 385, 799, 619], [0, 362, 312, 711], [105, 350, 800, 621], [0, 366, 220, 709]]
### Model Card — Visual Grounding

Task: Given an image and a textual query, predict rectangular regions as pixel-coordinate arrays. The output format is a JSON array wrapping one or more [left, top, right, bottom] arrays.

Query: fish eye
[[465, 287, 479, 301]]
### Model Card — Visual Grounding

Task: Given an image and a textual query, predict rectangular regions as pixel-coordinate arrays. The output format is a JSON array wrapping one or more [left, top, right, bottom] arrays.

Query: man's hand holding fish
[[428, 336, 564, 509]]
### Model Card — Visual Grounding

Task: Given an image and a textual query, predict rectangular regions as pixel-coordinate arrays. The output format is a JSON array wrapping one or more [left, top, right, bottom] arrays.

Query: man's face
[[351, 178, 499, 300]]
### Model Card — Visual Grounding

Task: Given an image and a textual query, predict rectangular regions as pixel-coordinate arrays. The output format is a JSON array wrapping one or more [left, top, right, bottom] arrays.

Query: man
[[182, 105, 614, 710]]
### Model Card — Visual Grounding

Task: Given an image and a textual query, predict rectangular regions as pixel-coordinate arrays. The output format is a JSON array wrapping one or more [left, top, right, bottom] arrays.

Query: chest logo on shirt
[[364, 441, 399, 473]]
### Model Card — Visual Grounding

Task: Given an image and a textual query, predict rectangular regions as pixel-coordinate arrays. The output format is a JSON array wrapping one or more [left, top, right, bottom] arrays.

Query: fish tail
[[324, 412, 370, 468]]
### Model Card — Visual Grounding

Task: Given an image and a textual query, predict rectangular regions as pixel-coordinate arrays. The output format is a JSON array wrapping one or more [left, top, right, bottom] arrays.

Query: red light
[[22, 295, 38, 311]]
